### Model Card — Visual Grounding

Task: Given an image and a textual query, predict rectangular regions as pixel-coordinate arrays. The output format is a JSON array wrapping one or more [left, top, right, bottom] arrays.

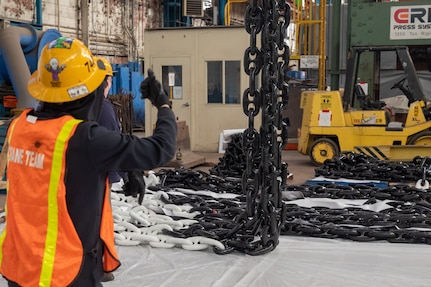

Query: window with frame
[[161, 65, 183, 100], [207, 60, 240, 104]]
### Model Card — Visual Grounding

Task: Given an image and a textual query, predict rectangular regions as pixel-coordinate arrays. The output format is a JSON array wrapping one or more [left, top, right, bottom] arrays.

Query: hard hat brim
[[28, 68, 106, 103]]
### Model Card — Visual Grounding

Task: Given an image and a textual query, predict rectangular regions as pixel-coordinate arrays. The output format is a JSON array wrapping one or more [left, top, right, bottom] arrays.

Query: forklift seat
[[355, 84, 392, 125], [355, 84, 386, 110]]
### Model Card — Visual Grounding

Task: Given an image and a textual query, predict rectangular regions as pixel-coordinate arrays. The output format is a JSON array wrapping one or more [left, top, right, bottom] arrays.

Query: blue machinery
[[0, 23, 61, 109], [110, 63, 145, 128], [0, 23, 145, 127]]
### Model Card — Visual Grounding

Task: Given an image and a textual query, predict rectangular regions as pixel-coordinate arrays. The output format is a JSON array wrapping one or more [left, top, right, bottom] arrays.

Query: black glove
[[140, 69, 171, 109], [123, 170, 146, 204]]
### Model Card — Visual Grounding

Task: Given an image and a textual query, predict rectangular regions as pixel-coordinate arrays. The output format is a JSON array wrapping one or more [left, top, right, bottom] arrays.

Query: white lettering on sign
[[8, 146, 45, 169], [390, 5, 431, 40]]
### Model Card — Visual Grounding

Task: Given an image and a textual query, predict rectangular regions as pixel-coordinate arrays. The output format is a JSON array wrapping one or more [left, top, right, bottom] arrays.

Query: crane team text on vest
[[8, 146, 45, 169]]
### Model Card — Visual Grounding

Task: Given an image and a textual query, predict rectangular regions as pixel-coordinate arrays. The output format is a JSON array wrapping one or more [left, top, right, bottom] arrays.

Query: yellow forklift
[[298, 45, 431, 165]]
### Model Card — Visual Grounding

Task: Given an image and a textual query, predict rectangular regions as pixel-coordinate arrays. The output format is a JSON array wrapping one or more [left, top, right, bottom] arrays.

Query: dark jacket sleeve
[[71, 107, 177, 172]]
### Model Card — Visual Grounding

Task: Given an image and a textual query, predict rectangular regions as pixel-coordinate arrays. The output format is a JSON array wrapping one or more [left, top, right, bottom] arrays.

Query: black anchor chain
[[156, 168, 243, 194], [149, 167, 431, 247], [151, 1, 291, 255], [210, 133, 262, 178], [281, 184, 431, 243], [315, 152, 431, 182], [149, 137, 431, 252], [219, 0, 290, 255]]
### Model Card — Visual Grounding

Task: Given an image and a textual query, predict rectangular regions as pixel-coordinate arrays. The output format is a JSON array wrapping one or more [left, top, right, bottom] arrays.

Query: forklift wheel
[[408, 131, 431, 145], [309, 138, 339, 166]]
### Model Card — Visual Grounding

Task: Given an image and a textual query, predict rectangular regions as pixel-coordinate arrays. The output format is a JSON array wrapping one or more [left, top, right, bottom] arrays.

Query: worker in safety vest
[[0, 37, 177, 286]]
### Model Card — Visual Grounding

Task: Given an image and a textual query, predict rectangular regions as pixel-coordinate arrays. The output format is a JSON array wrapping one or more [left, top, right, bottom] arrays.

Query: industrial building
[[0, 0, 431, 286]]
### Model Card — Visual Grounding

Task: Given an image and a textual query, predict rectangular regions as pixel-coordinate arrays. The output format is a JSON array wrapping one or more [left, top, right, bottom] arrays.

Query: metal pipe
[[0, 26, 41, 109], [318, 0, 326, 90], [330, 0, 341, 90], [81, 0, 89, 45], [122, 0, 137, 63], [56, 0, 60, 31], [218, 0, 226, 25], [35, 0, 43, 26]]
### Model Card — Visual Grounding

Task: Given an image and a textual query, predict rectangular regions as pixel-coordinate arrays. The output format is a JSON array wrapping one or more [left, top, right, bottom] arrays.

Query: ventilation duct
[[183, 0, 203, 17]]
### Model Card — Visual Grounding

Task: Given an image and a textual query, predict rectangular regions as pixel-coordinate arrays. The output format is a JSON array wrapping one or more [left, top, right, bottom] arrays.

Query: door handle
[[183, 102, 190, 107]]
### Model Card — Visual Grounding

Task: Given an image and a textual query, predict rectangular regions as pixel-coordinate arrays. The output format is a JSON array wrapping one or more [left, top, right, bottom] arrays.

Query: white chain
[[111, 188, 227, 252]]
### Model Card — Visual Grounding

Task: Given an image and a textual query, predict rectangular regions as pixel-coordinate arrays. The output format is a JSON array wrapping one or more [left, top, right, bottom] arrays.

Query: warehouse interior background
[[1, 0, 430, 153], [1, 1, 431, 287]]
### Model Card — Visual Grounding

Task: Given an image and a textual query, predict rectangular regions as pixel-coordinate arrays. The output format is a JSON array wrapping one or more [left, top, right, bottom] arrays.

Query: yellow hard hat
[[28, 37, 106, 103], [98, 57, 113, 76]]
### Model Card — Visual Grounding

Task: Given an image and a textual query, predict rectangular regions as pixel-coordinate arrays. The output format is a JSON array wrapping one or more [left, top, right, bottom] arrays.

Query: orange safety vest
[[0, 110, 120, 286]]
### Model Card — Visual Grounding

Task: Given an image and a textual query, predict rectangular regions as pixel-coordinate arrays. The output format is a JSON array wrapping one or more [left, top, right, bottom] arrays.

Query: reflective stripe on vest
[[41, 117, 82, 285]]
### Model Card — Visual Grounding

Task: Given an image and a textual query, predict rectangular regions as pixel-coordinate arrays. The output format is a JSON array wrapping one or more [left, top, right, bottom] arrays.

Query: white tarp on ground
[[107, 236, 431, 287], [2, 231, 429, 287], [0, 223, 430, 286]]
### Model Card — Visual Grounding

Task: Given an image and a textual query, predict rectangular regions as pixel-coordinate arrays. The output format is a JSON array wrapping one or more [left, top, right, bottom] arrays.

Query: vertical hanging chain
[[217, 0, 290, 256], [242, 0, 263, 221]]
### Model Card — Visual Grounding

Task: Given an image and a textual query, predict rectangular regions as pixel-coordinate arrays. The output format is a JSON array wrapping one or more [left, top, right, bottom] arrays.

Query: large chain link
[[230, 0, 291, 255]]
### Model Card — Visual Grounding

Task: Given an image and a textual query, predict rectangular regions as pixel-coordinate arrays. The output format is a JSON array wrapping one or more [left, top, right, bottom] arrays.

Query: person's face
[[104, 76, 112, 97]]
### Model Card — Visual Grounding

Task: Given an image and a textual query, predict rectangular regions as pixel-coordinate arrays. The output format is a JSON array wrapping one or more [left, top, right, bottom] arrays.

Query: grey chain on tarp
[[218, 0, 291, 255]]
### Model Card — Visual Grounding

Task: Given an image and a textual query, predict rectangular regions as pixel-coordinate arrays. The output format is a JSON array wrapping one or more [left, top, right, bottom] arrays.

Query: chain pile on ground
[[111, 168, 431, 254], [282, 183, 431, 242], [209, 133, 262, 178], [315, 152, 431, 182]]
